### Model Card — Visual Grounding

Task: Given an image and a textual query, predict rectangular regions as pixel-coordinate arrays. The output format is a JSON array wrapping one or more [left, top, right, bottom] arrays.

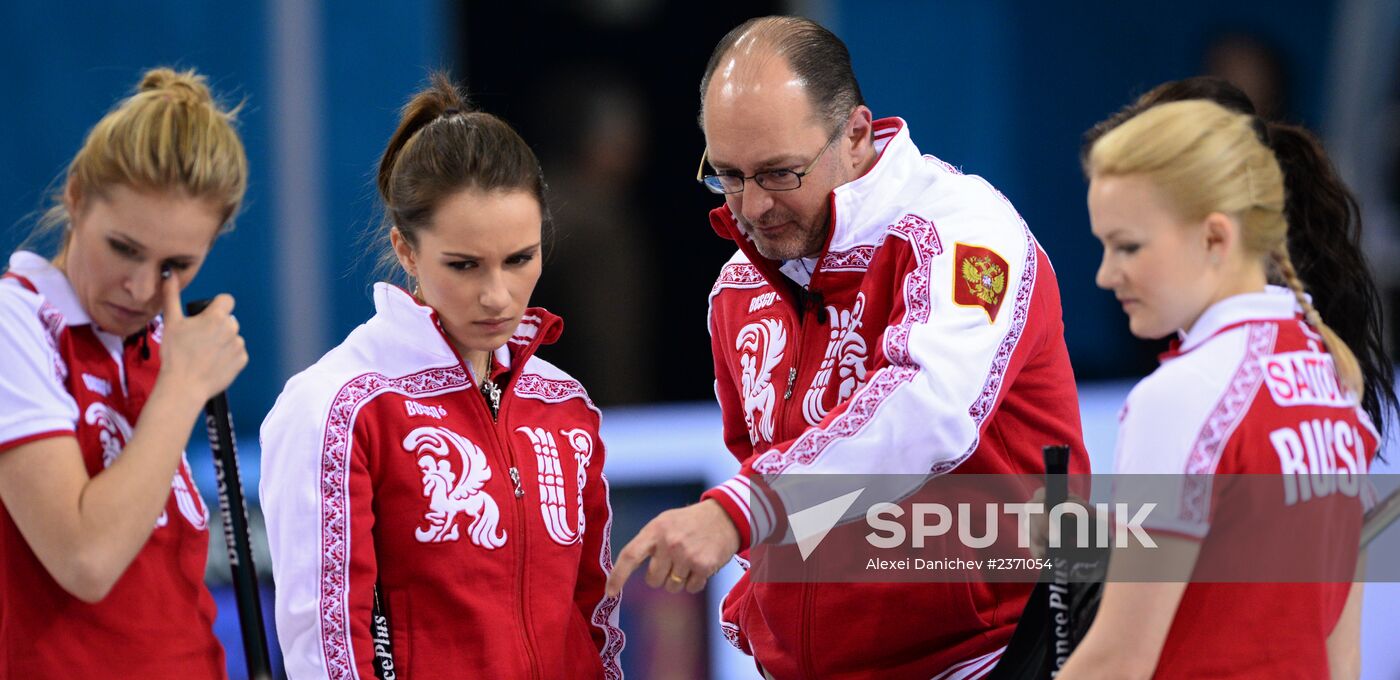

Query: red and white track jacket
[[0, 252, 223, 678], [700, 119, 1089, 680], [260, 284, 623, 680], [1114, 288, 1377, 679]]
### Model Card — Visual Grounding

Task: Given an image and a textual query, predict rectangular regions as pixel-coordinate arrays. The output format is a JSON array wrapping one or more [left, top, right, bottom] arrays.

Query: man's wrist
[[701, 486, 753, 552]]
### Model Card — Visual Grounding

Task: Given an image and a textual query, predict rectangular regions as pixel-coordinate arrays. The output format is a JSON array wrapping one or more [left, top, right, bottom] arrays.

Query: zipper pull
[[509, 466, 524, 498], [784, 367, 797, 400], [481, 378, 502, 420]]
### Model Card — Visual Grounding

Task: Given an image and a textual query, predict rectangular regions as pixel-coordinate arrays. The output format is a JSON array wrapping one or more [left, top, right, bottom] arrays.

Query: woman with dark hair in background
[[1062, 99, 1381, 679], [0, 67, 249, 678], [1084, 76, 1396, 440], [260, 73, 623, 679]]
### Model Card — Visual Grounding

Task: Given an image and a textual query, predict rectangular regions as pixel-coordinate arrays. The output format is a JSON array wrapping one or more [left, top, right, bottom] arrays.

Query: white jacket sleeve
[[0, 288, 78, 450], [260, 373, 378, 680], [703, 207, 1060, 548]]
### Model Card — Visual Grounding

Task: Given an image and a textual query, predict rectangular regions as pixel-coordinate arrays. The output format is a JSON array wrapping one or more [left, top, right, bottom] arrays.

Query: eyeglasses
[[696, 127, 843, 195]]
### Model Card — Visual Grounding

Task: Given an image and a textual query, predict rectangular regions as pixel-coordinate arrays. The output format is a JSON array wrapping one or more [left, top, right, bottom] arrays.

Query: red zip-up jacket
[[0, 252, 224, 678], [700, 119, 1089, 680], [260, 284, 623, 680]]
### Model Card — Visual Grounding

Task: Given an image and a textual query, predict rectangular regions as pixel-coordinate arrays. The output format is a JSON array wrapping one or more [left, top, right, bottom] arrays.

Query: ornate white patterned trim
[[711, 263, 768, 297], [37, 301, 63, 340], [931, 175, 1044, 474], [37, 301, 68, 383], [1178, 322, 1277, 523], [955, 214, 1039, 466], [317, 366, 471, 680], [591, 474, 625, 679], [819, 245, 877, 272], [754, 214, 942, 475], [720, 620, 746, 653], [513, 373, 598, 415]]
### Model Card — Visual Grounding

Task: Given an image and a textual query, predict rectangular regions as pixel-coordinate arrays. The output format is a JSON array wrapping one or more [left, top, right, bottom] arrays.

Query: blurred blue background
[[2, 0, 1398, 678]]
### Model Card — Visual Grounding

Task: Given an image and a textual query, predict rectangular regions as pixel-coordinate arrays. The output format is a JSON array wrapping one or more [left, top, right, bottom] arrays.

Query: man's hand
[[606, 499, 740, 597]]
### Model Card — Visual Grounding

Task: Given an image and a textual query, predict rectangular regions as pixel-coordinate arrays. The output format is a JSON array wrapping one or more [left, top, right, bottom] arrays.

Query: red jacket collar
[[375, 283, 562, 378]]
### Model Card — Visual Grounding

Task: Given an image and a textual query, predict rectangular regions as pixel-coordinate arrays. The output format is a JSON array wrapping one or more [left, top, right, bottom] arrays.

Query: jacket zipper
[[778, 263, 832, 419], [482, 365, 541, 680], [787, 290, 827, 680], [778, 305, 802, 420], [436, 308, 554, 678], [480, 370, 521, 498], [768, 295, 820, 679], [482, 376, 503, 422]]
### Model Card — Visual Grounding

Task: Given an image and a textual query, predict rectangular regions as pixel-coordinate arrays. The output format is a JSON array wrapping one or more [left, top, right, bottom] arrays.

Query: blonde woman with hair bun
[[1057, 99, 1384, 680], [0, 67, 248, 678]]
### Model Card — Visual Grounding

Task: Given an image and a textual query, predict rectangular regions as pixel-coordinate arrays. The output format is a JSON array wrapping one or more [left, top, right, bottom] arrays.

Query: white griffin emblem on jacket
[[803, 293, 869, 425], [85, 402, 133, 469], [85, 402, 206, 530], [517, 426, 593, 546], [737, 318, 787, 445], [403, 426, 506, 548]]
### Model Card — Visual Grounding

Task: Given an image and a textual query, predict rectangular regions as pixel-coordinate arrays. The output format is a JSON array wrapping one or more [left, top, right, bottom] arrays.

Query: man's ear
[[845, 105, 875, 167]]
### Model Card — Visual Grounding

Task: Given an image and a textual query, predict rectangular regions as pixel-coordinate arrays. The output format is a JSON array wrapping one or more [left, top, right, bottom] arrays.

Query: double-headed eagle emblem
[[961, 255, 1006, 305], [952, 243, 1010, 323]]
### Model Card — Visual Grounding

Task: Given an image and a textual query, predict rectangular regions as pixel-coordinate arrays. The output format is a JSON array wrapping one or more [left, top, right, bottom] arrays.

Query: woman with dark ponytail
[[1269, 121, 1396, 442], [260, 73, 623, 679], [1083, 76, 1397, 439], [1060, 100, 1380, 679]]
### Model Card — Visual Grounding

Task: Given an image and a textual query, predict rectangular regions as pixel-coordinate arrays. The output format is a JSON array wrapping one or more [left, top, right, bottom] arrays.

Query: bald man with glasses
[[609, 15, 1090, 680]]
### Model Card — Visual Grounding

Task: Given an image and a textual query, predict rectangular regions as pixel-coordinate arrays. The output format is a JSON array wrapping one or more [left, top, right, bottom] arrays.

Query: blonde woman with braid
[[1062, 100, 1381, 679], [0, 68, 247, 677]]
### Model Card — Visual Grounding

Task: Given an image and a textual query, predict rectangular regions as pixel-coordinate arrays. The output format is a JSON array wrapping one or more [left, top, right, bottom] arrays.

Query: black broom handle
[[1041, 445, 1072, 679], [187, 299, 272, 680]]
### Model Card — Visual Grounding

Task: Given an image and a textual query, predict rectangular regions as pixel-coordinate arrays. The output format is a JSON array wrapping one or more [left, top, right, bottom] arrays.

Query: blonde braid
[[1272, 245, 1365, 398]]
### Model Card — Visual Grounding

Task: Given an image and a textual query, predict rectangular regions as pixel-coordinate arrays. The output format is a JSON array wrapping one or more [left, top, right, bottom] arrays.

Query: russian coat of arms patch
[[953, 242, 1009, 323]]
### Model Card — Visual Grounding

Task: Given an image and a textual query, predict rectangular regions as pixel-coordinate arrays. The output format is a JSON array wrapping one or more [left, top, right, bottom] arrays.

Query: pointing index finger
[[606, 531, 656, 598], [160, 266, 184, 322]]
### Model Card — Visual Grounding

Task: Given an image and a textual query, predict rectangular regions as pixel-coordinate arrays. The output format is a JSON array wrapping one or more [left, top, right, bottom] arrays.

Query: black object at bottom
[[373, 585, 397, 679], [986, 577, 1102, 680], [986, 445, 1105, 680], [188, 299, 272, 680]]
